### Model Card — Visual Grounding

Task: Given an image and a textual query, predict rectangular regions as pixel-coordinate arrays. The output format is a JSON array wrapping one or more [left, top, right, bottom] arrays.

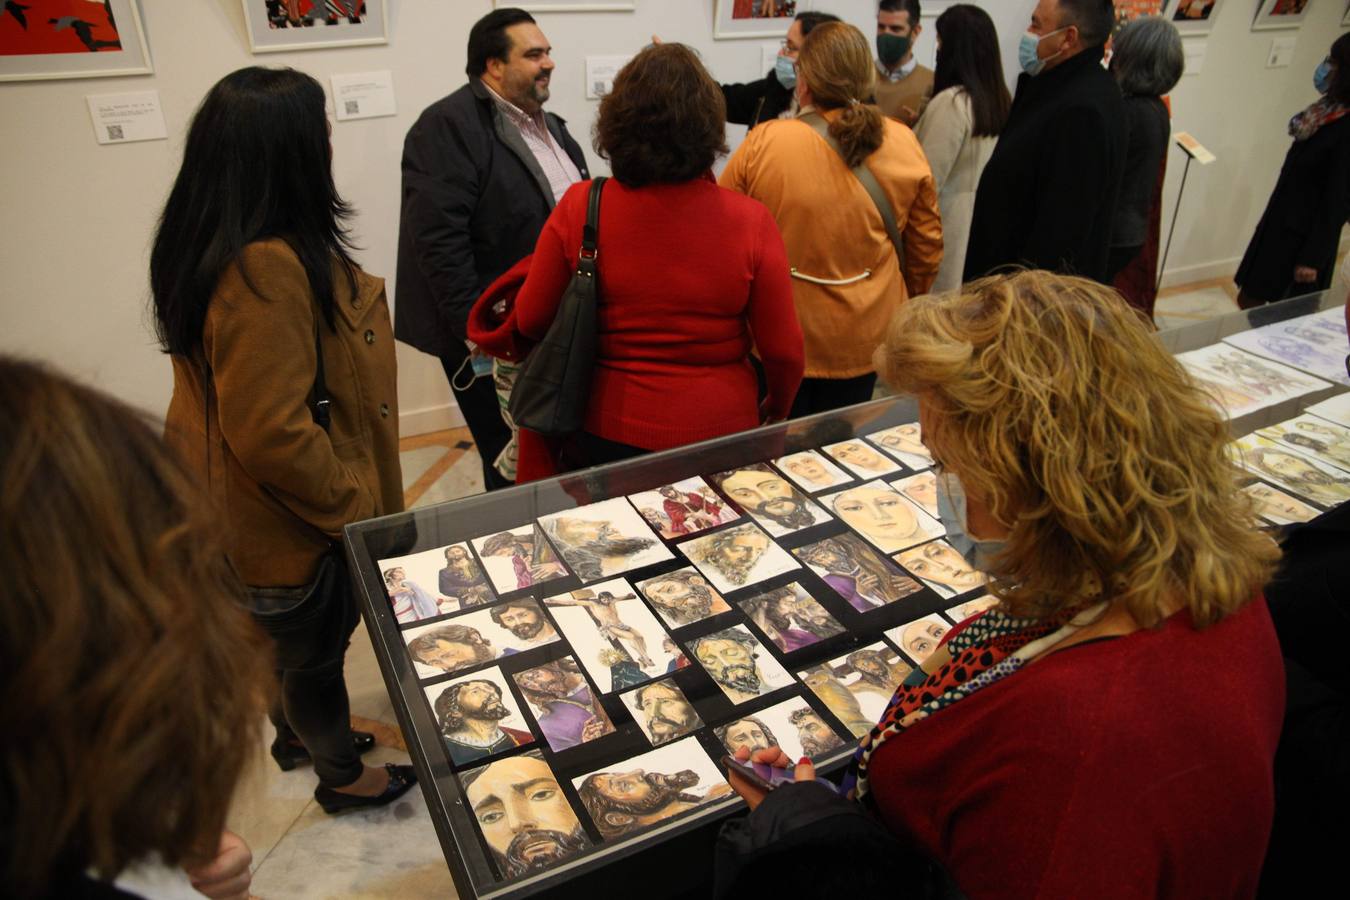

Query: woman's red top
[[514, 176, 804, 451], [869, 599, 1285, 899]]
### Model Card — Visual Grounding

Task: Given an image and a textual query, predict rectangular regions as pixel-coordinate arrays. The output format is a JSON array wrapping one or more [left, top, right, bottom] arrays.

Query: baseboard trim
[[1158, 232, 1350, 291], [1158, 257, 1241, 290], [400, 402, 465, 437]]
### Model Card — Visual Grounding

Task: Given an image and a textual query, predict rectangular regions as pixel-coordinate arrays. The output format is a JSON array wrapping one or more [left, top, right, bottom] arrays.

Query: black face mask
[[877, 33, 912, 68]]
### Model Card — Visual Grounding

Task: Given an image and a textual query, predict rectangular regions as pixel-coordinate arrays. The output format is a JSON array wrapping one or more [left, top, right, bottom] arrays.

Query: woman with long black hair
[[153, 66, 414, 813], [913, 3, 1010, 293]]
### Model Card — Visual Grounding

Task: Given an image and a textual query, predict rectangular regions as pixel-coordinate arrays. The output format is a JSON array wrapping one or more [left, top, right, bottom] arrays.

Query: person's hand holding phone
[[725, 745, 815, 811]]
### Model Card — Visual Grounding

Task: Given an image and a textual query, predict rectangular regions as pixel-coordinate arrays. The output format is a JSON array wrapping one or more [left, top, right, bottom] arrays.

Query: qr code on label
[[106, 124, 124, 140], [344, 100, 360, 115]]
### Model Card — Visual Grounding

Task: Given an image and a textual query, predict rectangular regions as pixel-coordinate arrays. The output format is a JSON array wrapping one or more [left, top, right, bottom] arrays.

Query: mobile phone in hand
[[721, 755, 798, 793]]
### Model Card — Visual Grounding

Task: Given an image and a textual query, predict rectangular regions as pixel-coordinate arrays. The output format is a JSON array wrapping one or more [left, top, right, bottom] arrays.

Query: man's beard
[[764, 603, 793, 633], [712, 552, 757, 585], [525, 674, 569, 700], [509, 617, 546, 640], [562, 532, 655, 581], [856, 668, 891, 688], [712, 662, 761, 695], [499, 826, 588, 878], [529, 75, 550, 105], [759, 497, 815, 529], [473, 700, 511, 722], [589, 533, 655, 558], [799, 731, 840, 757], [797, 614, 839, 638], [614, 770, 702, 814], [504, 70, 550, 110], [659, 592, 710, 623], [648, 712, 693, 739]]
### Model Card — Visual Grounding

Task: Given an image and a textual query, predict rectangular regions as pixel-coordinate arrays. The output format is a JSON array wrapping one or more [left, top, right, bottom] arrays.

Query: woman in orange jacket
[[721, 21, 943, 417]]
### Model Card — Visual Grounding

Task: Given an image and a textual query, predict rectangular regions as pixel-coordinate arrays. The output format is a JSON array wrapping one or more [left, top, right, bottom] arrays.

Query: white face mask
[[1018, 26, 1067, 77], [934, 470, 1006, 573]]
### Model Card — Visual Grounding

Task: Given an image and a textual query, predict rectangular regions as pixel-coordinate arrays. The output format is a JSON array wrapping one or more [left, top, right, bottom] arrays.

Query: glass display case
[[344, 288, 1347, 899]]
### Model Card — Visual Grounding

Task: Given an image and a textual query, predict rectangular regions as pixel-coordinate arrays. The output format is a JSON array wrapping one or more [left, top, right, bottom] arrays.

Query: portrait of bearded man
[[577, 767, 719, 839], [463, 751, 591, 878]]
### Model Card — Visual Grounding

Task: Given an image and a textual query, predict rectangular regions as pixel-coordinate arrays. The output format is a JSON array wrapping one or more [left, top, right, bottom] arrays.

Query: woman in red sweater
[[718, 272, 1285, 899], [512, 43, 803, 470]]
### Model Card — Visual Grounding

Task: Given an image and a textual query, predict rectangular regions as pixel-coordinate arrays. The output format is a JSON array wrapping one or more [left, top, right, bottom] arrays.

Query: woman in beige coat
[[154, 67, 413, 814], [913, 4, 1010, 293], [721, 21, 943, 417]]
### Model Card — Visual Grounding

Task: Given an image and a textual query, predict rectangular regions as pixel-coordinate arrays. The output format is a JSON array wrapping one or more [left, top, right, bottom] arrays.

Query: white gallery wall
[[0, 0, 1345, 431]]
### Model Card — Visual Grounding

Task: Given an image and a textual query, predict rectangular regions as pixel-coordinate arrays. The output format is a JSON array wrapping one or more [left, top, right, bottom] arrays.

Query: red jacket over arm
[[514, 175, 803, 450]]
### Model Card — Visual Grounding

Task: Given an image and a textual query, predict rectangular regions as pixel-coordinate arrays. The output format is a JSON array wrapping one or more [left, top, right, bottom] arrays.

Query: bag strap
[[798, 111, 905, 270], [578, 176, 608, 273], [312, 317, 331, 433]]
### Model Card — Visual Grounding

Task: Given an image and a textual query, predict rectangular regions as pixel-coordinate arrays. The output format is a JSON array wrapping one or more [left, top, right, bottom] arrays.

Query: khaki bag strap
[[799, 111, 906, 273]]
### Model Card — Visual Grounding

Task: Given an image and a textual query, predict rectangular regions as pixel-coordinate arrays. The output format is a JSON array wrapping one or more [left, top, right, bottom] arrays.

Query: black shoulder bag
[[508, 176, 608, 437]]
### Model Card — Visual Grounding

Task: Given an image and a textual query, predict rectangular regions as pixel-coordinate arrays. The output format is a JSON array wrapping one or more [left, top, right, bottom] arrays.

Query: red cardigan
[[514, 175, 804, 451], [869, 599, 1285, 899]]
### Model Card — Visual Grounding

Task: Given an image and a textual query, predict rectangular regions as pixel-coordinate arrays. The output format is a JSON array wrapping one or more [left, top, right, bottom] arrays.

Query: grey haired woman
[[1104, 15, 1184, 302]]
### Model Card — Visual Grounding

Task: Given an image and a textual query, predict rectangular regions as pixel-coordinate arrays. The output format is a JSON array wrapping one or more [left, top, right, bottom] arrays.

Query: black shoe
[[314, 764, 417, 815], [270, 730, 377, 772]]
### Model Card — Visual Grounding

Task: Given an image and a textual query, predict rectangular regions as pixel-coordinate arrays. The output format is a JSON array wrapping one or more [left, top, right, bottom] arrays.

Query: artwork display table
[[345, 288, 1347, 899]]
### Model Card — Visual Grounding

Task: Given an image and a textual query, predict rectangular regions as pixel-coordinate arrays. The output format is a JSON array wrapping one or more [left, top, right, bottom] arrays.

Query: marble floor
[[230, 274, 1254, 898], [231, 430, 482, 899], [1154, 277, 1240, 331]]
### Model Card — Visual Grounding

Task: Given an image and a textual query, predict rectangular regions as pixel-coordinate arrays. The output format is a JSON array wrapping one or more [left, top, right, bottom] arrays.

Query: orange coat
[[163, 240, 402, 587], [720, 109, 943, 378]]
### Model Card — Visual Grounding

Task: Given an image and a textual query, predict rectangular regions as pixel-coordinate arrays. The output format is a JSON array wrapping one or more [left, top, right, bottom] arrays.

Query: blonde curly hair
[[874, 272, 1278, 627]]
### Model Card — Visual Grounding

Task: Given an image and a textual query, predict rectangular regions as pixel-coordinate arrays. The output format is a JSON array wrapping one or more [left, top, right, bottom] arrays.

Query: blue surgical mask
[[1019, 27, 1065, 77], [1314, 59, 1332, 95], [774, 53, 797, 89], [934, 470, 1006, 572]]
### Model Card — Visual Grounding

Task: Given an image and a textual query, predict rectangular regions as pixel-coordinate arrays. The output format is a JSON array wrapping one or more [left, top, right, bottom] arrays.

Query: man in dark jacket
[[396, 7, 589, 489], [720, 11, 840, 127], [963, 0, 1126, 284]]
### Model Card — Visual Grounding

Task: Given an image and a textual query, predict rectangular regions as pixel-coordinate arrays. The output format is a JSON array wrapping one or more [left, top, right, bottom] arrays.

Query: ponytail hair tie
[[848, 97, 861, 107]]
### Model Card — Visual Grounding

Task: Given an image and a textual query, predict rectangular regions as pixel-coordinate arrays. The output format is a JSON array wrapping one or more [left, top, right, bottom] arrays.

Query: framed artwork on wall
[[919, 1, 960, 16], [1161, 0, 1227, 35], [241, 0, 388, 53], [1114, 0, 1165, 27], [496, 1, 636, 9], [1252, 0, 1314, 30], [0, 0, 152, 82], [714, 0, 811, 40]]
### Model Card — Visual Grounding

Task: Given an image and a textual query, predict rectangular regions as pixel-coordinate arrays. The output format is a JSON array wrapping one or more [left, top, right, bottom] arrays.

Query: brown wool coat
[[164, 239, 402, 588]]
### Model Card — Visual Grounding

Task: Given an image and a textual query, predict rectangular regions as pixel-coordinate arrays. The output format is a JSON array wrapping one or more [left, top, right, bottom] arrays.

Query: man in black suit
[[396, 8, 589, 490], [963, 0, 1126, 284]]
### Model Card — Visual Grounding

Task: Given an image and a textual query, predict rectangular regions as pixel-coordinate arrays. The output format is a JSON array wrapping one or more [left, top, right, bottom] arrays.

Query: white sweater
[[914, 86, 998, 293]]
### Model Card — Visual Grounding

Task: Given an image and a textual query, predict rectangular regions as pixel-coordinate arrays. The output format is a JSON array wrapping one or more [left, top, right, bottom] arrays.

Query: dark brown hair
[[466, 7, 536, 78], [798, 22, 885, 169], [594, 43, 728, 188], [933, 4, 1012, 138], [0, 357, 272, 895]]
